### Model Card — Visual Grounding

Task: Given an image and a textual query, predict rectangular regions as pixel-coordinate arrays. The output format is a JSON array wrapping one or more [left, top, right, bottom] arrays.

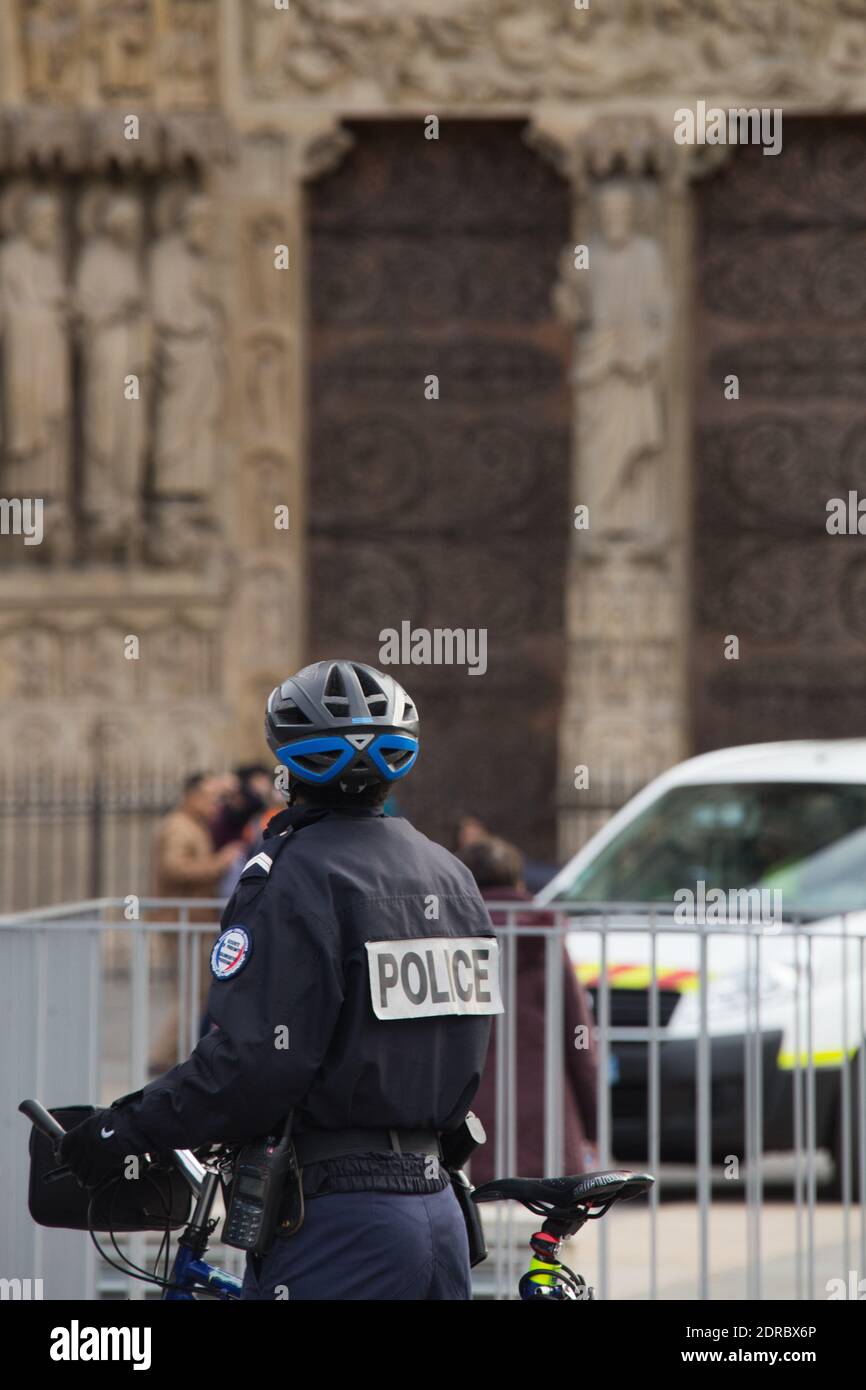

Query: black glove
[[59, 1109, 138, 1188]]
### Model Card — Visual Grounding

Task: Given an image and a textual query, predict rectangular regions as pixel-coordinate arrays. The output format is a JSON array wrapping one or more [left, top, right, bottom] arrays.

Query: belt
[[293, 1127, 441, 1165]]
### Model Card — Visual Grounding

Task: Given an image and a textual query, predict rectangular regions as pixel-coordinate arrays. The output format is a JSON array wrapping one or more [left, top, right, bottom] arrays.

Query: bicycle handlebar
[[19, 1096, 209, 1198], [19, 1098, 66, 1146]]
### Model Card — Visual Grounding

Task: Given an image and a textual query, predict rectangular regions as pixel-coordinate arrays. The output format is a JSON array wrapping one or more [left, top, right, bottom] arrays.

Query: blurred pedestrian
[[218, 767, 286, 898], [453, 812, 559, 894], [210, 764, 273, 850], [149, 772, 244, 1074], [459, 835, 598, 1184], [153, 773, 244, 899]]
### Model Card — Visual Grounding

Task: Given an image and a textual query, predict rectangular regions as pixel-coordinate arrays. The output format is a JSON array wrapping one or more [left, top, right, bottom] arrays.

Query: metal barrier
[[1, 899, 864, 1300]]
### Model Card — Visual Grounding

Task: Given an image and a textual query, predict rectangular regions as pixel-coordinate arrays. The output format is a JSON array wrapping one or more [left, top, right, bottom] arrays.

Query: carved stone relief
[[243, 330, 293, 439], [245, 451, 292, 553], [18, 0, 84, 103], [241, 0, 866, 107], [0, 178, 225, 568], [243, 211, 292, 320], [0, 611, 219, 700], [93, 0, 154, 97], [16, 0, 218, 106]]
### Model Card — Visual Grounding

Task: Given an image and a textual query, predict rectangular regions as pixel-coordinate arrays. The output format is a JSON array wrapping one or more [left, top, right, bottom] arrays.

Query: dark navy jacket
[[108, 805, 497, 1190]]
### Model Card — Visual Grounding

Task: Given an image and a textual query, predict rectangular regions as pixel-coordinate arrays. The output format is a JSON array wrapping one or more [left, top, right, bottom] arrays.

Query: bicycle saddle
[[472, 1170, 653, 1212]]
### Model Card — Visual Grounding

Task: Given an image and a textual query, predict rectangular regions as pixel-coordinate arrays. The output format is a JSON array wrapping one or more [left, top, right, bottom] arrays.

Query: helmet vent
[[402, 701, 416, 722], [323, 665, 350, 716], [294, 749, 341, 774], [277, 699, 312, 726], [383, 746, 413, 771], [353, 664, 388, 717]]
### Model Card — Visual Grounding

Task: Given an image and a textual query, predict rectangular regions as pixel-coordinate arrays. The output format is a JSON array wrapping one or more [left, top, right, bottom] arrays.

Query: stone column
[[528, 113, 696, 860], [217, 117, 354, 757]]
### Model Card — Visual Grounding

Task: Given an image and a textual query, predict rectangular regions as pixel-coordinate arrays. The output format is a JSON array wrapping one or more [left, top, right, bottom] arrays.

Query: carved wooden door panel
[[307, 122, 570, 859], [692, 120, 866, 751]]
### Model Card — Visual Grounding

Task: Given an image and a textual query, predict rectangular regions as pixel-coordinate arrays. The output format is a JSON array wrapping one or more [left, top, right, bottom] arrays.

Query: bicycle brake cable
[[87, 1176, 177, 1293]]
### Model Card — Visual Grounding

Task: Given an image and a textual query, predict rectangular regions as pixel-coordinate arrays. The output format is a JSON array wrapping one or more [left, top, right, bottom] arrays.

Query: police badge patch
[[210, 926, 252, 980]]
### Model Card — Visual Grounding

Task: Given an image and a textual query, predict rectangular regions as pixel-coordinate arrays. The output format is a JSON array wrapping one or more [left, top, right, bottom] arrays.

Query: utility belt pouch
[[450, 1166, 488, 1267], [442, 1112, 488, 1267], [223, 1111, 303, 1257], [277, 1151, 304, 1239]]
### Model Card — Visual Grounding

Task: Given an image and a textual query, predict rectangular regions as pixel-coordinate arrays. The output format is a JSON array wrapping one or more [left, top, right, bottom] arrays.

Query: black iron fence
[[0, 774, 179, 913]]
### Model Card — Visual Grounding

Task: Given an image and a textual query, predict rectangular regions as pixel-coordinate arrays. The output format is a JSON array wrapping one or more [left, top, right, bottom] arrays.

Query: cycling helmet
[[265, 659, 419, 789]]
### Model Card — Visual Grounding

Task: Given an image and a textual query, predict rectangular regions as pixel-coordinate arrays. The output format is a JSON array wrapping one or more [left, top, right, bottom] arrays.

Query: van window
[[555, 782, 866, 913]]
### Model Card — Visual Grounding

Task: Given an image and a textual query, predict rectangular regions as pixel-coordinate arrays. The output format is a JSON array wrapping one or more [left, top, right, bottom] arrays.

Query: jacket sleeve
[[109, 876, 345, 1153]]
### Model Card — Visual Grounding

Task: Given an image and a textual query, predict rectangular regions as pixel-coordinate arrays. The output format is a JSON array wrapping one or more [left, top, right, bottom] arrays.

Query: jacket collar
[[264, 804, 385, 838]]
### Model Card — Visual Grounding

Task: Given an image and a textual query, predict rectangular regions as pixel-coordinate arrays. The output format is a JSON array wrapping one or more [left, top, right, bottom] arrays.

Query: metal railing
[[1, 899, 864, 1300]]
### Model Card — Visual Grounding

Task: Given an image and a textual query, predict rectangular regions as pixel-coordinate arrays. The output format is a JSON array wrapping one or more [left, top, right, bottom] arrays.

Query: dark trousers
[[241, 1184, 472, 1301]]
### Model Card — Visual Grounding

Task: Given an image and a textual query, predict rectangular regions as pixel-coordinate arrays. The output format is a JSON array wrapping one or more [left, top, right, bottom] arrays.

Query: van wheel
[[829, 1060, 865, 1202]]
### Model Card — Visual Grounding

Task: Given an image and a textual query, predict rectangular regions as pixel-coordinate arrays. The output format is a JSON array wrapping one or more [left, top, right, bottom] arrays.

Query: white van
[[538, 741, 866, 1189]]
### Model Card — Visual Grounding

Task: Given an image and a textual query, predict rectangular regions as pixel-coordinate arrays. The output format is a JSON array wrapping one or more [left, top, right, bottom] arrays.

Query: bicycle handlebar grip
[[19, 1098, 67, 1144]]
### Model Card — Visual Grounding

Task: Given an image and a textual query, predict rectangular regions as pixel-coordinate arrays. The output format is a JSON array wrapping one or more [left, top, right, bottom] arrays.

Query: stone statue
[[94, 0, 153, 96], [556, 181, 670, 547], [0, 187, 71, 505], [19, 0, 83, 102], [246, 332, 289, 437], [76, 189, 150, 553], [151, 192, 223, 503]]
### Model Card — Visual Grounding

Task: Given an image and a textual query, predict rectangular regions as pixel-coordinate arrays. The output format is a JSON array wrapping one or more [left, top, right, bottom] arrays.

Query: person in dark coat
[[459, 836, 598, 1186]]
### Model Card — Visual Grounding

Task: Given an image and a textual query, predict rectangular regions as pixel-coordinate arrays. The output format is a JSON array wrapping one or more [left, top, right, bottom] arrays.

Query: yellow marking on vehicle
[[777, 1047, 859, 1070]]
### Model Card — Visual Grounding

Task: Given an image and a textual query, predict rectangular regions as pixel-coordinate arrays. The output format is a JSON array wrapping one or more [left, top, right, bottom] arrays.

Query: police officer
[[60, 660, 501, 1300]]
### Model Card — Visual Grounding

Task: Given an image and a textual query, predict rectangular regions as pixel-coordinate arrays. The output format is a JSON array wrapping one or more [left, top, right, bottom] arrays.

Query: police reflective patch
[[366, 937, 503, 1020], [210, 927, 252, 980]]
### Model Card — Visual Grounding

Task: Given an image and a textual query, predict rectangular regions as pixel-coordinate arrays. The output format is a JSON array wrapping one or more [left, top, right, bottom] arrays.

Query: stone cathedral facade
[[1, 1, 865, 905]]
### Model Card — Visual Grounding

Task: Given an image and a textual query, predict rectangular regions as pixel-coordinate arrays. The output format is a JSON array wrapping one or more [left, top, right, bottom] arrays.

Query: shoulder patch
[[210, 926, 252, 980]]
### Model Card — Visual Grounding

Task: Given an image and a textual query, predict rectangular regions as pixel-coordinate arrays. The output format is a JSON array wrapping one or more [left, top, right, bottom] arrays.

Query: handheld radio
[[223, 1113, 302, 1255]]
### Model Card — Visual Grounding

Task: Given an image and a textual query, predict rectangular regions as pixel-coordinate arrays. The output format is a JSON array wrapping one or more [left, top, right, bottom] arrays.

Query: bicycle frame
[[162, 1151, 242, 1300]]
